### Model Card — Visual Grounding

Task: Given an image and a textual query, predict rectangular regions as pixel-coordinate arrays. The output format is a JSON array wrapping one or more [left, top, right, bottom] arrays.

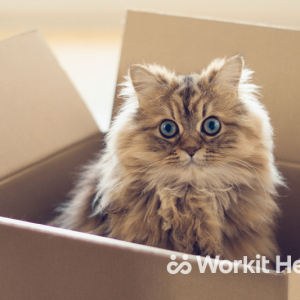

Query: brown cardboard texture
[[0, 30, 103, 224], [0, 11, 299, 300]]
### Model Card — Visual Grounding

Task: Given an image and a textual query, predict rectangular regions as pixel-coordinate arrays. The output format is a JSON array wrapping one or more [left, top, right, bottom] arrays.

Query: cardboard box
[[0, 10, 300, 300]]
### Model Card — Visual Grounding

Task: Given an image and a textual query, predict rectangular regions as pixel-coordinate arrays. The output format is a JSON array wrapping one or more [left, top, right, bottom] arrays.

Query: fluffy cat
[[51, 55, 284, 265]]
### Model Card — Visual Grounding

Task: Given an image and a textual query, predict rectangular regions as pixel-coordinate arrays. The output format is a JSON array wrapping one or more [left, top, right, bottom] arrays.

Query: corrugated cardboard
[[0, 30, 103, 223], [0, 217, 288, 300], [0, 11, 300, 300]]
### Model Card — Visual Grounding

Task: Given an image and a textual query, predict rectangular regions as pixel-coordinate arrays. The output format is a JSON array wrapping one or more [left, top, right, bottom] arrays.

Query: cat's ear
[[129, 64, 167, 105], [212, 55, 244, 93]]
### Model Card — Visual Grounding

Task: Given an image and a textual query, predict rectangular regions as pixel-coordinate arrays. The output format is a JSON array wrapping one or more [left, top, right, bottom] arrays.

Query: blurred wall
[[1, 0, 298, 132], [0, 0, 299, 37]]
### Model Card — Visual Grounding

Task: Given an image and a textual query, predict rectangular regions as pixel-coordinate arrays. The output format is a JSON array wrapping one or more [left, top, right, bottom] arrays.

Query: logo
[[167, 254, 300, 274], [167, 254, 192, 274]]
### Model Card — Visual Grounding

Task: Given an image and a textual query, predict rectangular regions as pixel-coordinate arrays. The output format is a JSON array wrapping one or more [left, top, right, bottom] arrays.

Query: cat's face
[[114, 56, 273, 188]]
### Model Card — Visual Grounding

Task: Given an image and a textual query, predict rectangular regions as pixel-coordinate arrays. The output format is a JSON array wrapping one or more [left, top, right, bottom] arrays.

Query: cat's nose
[[183, 147, 199, 157]]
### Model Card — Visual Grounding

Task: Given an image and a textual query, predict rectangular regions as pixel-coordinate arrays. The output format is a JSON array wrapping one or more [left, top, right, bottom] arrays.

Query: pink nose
[[183, 147, 199, 157]]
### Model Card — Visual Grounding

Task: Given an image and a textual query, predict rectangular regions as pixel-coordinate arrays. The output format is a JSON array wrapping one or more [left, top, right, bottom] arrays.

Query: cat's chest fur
[[104, 183, 238, 256]]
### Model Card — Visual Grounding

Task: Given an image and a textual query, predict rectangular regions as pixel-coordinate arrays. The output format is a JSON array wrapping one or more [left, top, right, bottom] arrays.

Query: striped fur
[[51, 55, 284, 265]]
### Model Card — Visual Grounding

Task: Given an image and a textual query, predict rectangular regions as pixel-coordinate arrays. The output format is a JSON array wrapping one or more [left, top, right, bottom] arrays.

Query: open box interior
[[113, 11, 300, 264], [0, 10, 300, 300]]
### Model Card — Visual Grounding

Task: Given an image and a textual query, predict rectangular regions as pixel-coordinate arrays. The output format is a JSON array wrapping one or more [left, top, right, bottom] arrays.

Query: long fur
[[50, 55, 284, 264]]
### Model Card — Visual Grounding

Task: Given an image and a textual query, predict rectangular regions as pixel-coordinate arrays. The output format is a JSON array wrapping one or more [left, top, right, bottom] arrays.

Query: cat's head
[[108, 55, 279, 190]]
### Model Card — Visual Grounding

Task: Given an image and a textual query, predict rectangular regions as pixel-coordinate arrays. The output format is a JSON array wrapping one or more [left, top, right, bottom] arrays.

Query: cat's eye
[[160, 120, 178, 138], [202, 117, 221, 136]]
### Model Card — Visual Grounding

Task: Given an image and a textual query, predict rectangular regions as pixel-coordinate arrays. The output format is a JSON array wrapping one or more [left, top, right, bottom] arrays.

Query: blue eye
[[160, 120, 178, 138], [202, 117, 221, 136]]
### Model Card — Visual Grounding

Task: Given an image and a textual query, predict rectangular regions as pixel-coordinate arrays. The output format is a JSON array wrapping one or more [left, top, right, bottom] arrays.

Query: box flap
[[0, 30, 99, 182], [288, 262, 300, 300], [0, 217, 288, 300], [114, 11, 300, 164]]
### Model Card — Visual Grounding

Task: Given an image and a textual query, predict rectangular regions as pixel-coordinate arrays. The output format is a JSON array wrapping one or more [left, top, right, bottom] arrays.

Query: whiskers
[[116, 154, 183, 208], [218, 153, 272, 230], [190, 150, 273, 230]]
